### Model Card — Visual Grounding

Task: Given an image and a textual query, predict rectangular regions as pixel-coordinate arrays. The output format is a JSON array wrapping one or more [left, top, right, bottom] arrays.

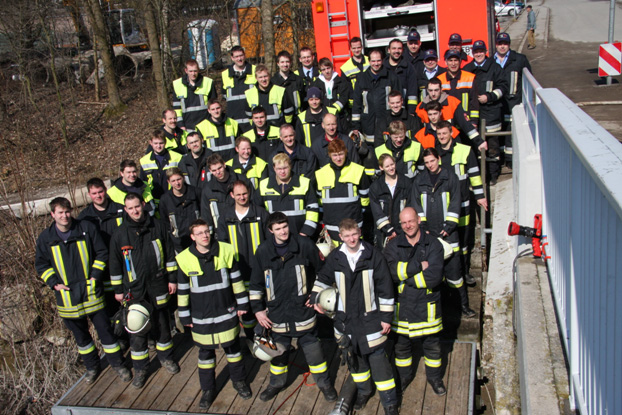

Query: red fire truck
[[311, 0, 496, 71]]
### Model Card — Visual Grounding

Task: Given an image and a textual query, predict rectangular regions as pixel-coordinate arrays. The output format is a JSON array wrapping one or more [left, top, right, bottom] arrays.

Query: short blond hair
[[272, 153, 291, 167]]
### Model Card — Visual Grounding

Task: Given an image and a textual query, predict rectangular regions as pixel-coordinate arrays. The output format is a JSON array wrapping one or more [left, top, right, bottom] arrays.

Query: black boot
[[199, 389, 216, 409], [260, 385, 282, 401]]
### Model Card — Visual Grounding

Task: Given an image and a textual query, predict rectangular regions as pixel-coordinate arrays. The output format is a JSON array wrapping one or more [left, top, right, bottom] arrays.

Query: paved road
[[504, 1, 622, 141], [545, 0, 622, 42]]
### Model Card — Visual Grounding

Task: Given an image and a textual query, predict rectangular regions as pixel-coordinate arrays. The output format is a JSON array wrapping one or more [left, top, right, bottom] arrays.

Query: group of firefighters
[[35, 28, 531, 415]]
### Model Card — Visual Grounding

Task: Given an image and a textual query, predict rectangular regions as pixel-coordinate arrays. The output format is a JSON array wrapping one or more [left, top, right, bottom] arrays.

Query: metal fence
[[521, 69, 622, 415]]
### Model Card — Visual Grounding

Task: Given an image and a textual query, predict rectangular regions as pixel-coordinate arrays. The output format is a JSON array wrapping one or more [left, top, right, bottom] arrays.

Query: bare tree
[[260, 0, 276, 72], [35, 0, 69, 146], [83, 0, 127, 115], [139, 0, 170, 111]]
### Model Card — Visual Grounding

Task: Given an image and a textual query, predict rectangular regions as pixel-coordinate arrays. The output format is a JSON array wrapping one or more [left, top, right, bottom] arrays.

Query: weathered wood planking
[[55, 334, 474, 415]]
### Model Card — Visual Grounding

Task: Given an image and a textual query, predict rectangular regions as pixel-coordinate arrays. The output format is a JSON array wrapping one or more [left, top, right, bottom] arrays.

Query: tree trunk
[[36, 1, 69, 147], [141, 0, 169, 111], [260, 0, 276, 72], [160, 0, 177, 84], [84, 0, 126, 115], [289, 0, 300, 62]]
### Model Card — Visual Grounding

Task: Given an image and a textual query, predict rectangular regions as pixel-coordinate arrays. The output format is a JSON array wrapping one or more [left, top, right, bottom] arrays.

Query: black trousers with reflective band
[[198, 338, 245, 391], [394, 333, 442, 381], [129, 307, 173, 371], [349, 347, 398, 408], [269, 332, 330, 389], [63, 308, 123, 370]]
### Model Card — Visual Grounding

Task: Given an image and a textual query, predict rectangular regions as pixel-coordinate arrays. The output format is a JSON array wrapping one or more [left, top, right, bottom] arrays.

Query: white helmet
[[125, 304, 151, 335], [251, 330, 287, 362], [318, 287, 339, 319], [437, 237, 454, 260], [316, 242, 333, 258]]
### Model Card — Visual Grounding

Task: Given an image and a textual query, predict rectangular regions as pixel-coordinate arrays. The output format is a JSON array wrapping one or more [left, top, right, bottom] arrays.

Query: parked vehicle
[[494, 1, 523, 16]]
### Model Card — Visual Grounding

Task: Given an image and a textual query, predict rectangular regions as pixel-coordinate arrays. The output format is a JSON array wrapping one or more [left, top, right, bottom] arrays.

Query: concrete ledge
[[515, 257, 562, 415], [484, 178, 520, 415], [0, 180, 112, 218]]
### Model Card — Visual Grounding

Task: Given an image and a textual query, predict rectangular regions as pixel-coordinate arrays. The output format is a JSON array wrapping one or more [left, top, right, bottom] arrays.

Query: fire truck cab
[[311, 0, 496, 71]]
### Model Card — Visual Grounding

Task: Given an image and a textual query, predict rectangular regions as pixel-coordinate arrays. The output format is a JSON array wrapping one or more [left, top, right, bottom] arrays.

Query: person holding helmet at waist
[[248, 212, 337, 403]]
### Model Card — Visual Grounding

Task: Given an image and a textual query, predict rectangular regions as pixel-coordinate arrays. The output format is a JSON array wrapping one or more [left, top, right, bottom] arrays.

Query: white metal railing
[[520, 69, 622, 415]]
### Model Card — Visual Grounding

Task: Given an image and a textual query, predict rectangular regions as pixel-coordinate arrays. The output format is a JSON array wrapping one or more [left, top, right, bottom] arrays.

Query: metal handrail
[[519, 68, 622, 415]]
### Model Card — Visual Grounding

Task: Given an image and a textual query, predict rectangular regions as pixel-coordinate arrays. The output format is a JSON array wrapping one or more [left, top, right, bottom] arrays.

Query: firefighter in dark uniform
[[311, 219, 398, 415], [293, 46, 320, 100], [36, 197, 130, 384], [249, 212, 337, 402], [78, 178, 125, 317], [369, 154, 411, 249], [437, 51, 479, 125], [383, 39, 418, 113], [416, 50, 447, 101], [311, 113, 362, 168], [415, 78, 487, 151], [269, 124, 318, 179], [374, 90, 422, 148], [221, 46, 256, 132], [108, 159, 156, 216], [413, 100, 460, 149], [313, 58, 352, 133], [443, 33, 472, 67], [272, 51, 305, 114], [244, 65, 294, 128], [339, 37, 370, 91], [405, 30, 424, 70], [243, 106, 281, 161], [464, 40, 508, 184], [195, 99, 239, 161], [172, 59, 217, 132], [494, 32, 532, 168], [199, 154, 250, 233], [158, 168, 201, 253], [178, 132, 212, 191], [409, 148, 476, 318], [158, 109, 187, 154], [315, 139, 371, 245], [375, 120, 423, 180], [109, 193, 181, 388], [384, 207, 447, 396], [139, 130, 183, 206], [295, 87, 338, 148], [177, 219, 252, 408], [216, 180, 269, 339], [226, 136, 269, 190], [435, 121, 487, 286], [258, 153, 319, 237], [352, 50, 402, 177]]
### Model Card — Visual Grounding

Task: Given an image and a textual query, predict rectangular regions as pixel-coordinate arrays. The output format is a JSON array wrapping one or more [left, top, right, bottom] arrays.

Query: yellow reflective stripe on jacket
[[397, 261, 408, 281], [51, 246, 68, 285], [249, 222, 261, 254], [245, 85, 288, 122], [76, 240, 90, 279], [228, 224, 240, 261], [41, 267, 56, 283], [316, 163, 365, 190]]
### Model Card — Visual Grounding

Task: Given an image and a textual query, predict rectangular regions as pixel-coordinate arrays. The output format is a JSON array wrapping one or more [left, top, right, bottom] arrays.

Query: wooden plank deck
[[53, 332, 475, 415]]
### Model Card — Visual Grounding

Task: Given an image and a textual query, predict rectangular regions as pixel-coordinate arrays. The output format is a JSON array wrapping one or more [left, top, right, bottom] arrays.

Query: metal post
[[607, 0, 616, 85], [479, 119, 488, 271]]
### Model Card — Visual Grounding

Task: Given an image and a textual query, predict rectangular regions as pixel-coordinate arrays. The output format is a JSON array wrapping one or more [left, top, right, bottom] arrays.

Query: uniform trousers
[[349, 347, 398, 407], [269, 331, 330, 389], [197, 338, 245, 391], [394, 333, 442, 383], [63, 308, 124, 370], [129, 306, 174, 371]]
